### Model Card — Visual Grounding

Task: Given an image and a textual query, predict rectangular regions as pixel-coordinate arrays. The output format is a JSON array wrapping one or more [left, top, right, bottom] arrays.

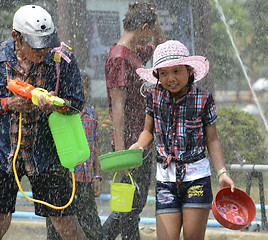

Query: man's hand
[[38, 91, 57, 114], [7, 95, 37, 113]]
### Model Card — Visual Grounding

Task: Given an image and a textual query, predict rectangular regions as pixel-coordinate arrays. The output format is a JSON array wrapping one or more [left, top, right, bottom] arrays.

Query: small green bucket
[[110, 172, 136, 212], [98, 149, 142, 172]]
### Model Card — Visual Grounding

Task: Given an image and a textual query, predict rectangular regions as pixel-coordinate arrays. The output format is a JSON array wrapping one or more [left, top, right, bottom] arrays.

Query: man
[[0, 5, 86, 240], [103, 2, 165, 239]]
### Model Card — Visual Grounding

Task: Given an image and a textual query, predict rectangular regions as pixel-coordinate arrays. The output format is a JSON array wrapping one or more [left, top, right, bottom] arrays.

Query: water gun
[[6, 79, 65, 107]]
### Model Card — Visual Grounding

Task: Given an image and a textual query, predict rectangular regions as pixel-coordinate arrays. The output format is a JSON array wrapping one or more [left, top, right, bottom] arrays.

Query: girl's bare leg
[[182, 208, 210, 240], [156, 212, 182, 240]]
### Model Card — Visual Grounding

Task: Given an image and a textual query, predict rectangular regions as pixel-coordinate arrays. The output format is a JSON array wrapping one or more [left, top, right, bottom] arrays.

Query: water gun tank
[[48, 112, 90, 172]]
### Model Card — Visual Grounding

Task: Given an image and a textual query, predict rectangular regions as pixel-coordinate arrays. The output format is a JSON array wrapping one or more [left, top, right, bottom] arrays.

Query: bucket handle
[[112, 172, 135, 186]]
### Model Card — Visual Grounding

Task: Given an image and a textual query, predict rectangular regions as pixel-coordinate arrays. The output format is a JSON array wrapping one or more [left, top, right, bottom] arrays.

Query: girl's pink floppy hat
[[136, 40, 209, 84]]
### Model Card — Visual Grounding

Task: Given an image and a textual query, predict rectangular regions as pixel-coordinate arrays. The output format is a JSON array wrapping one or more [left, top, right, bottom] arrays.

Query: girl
[[130, 40, 235, 240]]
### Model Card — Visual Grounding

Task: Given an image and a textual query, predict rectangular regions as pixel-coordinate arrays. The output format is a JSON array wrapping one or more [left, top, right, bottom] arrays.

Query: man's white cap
[[13, 5, 60, 49]]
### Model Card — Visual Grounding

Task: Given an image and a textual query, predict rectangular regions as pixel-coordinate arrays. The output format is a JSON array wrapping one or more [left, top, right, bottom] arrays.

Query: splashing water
[[214, 0, 268, 131]]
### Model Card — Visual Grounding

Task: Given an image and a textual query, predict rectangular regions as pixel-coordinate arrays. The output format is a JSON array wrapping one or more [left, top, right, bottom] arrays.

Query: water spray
[[214, 0, 268, 131]]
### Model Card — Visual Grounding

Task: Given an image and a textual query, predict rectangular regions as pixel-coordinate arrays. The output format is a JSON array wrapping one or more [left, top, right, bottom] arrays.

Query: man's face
[[19, 37, 50, 63]]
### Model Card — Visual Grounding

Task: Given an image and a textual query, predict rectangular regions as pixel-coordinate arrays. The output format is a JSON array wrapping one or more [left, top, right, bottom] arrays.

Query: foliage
[[210, 0, 250, 91], [216, 107, 267, 165], [210, 0, 268, 89], [0, 0, 56, 42], [95, 107, 113, 155], [245, 0, 268, 75]]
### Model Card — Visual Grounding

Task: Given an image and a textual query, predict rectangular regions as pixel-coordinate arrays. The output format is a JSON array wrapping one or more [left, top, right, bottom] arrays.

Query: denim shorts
[[155, 176, 213, 215]]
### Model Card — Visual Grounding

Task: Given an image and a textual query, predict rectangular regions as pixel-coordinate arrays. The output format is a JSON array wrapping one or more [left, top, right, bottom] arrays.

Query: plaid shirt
[[0, 38, 85, 175], [146, 84, 217, 166], [7, 61, 45, 175], [71, 107, 99, 182]]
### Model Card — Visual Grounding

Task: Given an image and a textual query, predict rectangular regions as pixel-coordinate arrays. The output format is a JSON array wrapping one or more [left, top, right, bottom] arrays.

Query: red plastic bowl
[[212, 187, 256, 230]]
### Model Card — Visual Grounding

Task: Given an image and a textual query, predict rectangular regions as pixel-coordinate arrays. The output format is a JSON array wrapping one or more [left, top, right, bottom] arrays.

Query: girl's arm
[[205, 123, 235, 192], [130, 114, 154, 150]]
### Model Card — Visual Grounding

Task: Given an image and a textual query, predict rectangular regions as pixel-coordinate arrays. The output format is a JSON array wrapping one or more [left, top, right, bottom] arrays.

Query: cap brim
[[136, 56, 209, 84], [22, 30, 60, 49]]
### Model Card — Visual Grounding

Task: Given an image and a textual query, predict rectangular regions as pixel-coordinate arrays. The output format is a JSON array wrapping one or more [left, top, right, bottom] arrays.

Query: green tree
[[216, 107, 267, 165], [0, 0, 56, 42], [245, 0, 268, 77], [210, 0, 250, 92]]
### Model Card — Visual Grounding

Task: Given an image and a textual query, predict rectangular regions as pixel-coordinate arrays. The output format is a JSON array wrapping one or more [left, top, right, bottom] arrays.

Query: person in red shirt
[[103, 2, 165, 239]]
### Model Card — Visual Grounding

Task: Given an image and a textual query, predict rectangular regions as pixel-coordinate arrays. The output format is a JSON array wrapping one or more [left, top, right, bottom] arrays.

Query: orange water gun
[[6, 79, 65, 107]]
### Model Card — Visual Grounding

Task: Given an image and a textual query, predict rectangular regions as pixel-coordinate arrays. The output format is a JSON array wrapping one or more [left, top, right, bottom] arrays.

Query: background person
[[131, 40, 235, 240], [0, 5, 86, 240], [103, 1, 165, 239]]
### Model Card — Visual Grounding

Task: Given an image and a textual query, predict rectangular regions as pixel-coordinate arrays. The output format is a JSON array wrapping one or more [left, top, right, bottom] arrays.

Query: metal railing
[[227, 164, 268, 231]]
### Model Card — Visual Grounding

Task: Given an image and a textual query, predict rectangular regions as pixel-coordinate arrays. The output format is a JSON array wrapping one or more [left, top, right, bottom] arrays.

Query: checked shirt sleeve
[[202, 93, 218, 126]]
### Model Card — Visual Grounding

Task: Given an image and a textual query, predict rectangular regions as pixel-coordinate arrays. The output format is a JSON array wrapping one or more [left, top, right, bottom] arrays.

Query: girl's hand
[[118, 169, 132, 175], [219, 173, 235, 192], [129, 142, 143, 151]]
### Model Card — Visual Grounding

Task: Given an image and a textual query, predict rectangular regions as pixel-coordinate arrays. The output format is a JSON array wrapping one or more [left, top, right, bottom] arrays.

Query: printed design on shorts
[[186, 167, 198, 173], [187, 185, 204, 198], [157, 189, 174, 204]]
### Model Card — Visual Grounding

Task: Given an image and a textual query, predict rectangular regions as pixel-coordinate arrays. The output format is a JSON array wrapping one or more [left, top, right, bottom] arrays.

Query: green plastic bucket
[[98, 149, 142, 172], [110, 172, 136, 212], [48, 112, 90, 172]]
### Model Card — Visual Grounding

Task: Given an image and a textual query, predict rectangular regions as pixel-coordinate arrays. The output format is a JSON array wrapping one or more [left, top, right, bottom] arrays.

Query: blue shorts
[[155, 176, 213, 215]]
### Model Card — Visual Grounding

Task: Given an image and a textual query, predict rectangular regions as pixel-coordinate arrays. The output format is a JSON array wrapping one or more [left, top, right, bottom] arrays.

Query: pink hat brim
[[136, 56, 209, 84]]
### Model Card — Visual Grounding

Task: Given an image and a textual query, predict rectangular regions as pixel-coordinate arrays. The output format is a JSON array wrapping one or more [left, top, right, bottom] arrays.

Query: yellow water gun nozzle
[[31, 88, 65, 107]]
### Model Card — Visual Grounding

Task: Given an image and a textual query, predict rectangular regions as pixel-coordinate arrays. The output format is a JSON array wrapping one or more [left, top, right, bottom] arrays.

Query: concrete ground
[[3, 219, 268, 240], [5, 190, 268, 239]]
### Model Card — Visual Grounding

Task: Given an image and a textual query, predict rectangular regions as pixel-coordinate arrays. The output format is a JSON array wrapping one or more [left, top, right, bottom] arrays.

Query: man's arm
[[110, 87, 127, 151]]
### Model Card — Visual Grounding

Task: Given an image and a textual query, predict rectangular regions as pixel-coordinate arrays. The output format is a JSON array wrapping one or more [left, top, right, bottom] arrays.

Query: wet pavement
[[3, 218, 268, 240], [2, 195, 268, 239]]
